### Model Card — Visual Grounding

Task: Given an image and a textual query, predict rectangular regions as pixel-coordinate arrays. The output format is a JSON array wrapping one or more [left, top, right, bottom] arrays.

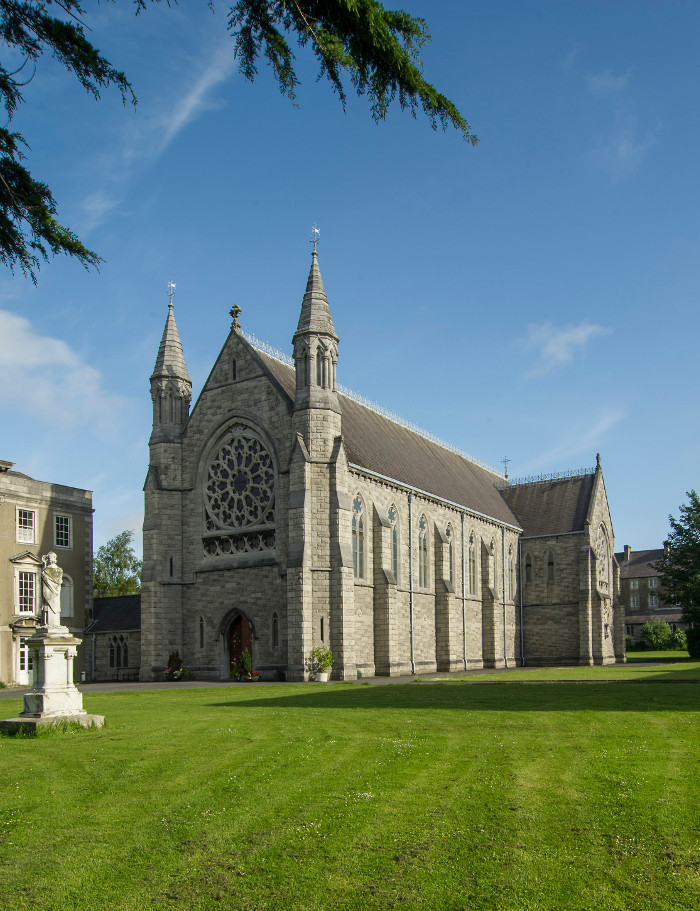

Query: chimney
[[624, 545, 632, 561]]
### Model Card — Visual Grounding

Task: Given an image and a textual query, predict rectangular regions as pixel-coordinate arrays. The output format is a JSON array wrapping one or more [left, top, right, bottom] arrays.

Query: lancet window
[[446, 524, 454, 583], [352, 496, 365, 579], [508, 546, 515, 599], [418, 516, 429, 588], [468, 533, 477, 595], [524, 554, 533, 583], [546, 552, 555, 582], [388, 505, 399, 582]]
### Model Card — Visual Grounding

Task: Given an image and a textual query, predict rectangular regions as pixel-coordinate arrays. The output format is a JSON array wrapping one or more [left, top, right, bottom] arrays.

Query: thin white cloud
[[79, 39, 236, 232], [0, 309, 126, 431], [590, 108, 656, 181], [519, 408, 624, 473], [561, 44, 582, 71], [519, 321, 611, 377], [587, 68, 633, 96]]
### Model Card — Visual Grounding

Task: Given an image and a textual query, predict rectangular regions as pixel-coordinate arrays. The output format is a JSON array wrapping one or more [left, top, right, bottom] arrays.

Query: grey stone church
[[140, 251, 624, 681]]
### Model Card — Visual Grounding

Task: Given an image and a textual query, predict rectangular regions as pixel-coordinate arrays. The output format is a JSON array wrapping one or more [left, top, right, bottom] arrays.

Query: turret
[[292, 250, 340, 414], [149, 294, 191, 444]]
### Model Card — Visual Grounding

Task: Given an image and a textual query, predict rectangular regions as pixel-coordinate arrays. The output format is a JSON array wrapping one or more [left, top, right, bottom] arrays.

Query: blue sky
[[1, 0, 697, 556]]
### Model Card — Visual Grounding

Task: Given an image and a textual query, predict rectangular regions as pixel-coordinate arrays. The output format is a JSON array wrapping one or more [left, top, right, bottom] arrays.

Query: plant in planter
[[308, 646, 334, 682], [164, 650, 192, 681], [239, 647, 253, 679]]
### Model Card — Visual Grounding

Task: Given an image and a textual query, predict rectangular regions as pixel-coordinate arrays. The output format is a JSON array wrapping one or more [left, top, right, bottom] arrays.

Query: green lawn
[[1, 675, 699, 911]]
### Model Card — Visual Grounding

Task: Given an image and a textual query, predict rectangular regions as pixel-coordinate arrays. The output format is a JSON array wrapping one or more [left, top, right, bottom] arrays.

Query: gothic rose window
[[596, 526, 610, 584], [203, 424, 276, 557]]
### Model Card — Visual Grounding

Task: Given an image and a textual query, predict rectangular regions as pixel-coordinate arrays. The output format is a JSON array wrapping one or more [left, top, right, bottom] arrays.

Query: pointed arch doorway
[[228, 614, 253, 675]]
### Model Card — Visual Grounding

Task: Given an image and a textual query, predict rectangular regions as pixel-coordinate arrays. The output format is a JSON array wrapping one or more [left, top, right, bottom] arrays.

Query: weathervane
[[310, 223, 320, 253], [502, 456, 510, 481], [167, 278, 176, 309], [230, 302, 242, 330]]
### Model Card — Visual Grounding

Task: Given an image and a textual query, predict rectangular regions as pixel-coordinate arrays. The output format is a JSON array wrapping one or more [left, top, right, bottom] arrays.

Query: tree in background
[[93, 530, 142, 597], [1, 0, 473, 282], [655, 490, 700, 658]]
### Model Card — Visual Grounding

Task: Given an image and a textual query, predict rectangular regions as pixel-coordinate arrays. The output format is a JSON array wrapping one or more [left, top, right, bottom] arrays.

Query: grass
[[1, 670, 699, 911]]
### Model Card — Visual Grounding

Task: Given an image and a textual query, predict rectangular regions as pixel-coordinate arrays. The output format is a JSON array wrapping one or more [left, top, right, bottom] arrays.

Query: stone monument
[[0, 553, 104, 733]]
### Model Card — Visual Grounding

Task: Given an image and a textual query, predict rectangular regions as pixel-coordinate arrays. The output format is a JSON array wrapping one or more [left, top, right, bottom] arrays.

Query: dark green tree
[[1, 0, 473, 282], [93, 530, 142, 597], [654, 490, 700, 658]]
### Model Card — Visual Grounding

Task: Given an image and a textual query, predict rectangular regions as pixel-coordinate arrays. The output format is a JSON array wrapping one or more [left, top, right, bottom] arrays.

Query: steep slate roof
[[251, 346, 520, 527], [87, 595, 141, 634], [615, 548, 663, 578], [499, 474, 596, 537], [152, 304, 191, 383]]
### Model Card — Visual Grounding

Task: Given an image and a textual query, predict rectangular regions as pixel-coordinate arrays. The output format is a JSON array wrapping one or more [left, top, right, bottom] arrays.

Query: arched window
[[468, 533, 477, 595], [110, 635, 128, 668], [60, 574, 74, 621], [446, 524, 454, 583], [418, 515, 429, 588], [524, 553, 533, 583], [231, 357, 237, 381], [316, 347, 328, 388], [546, 552, 555, 582], [352, 496, 365, 579], [489, 539, 496, 588], [596, 526, 610, 584], [388, 505, 399, 582], [199, 616, 205, 650], [271, 612, 279, 648], [508, 545, 515, 599]]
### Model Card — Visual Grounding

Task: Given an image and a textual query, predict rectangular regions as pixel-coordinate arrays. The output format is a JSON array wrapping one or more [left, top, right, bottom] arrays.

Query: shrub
[[640, 621, 672, 650], [239, 648, 253, 675], [669, 629, 688, 651]]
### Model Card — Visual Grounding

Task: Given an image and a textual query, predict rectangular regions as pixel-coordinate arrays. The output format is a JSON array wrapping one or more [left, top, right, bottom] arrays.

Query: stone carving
[[41, 552, 63, 628]]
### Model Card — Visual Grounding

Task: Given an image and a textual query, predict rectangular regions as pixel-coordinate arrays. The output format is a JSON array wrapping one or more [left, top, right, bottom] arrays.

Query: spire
[[151, 301, 191, 384], [293, 252, 338, 344]]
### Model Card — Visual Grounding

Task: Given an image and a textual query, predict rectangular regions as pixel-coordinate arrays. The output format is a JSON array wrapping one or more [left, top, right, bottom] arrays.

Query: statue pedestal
[[0, 627, 104, 734]]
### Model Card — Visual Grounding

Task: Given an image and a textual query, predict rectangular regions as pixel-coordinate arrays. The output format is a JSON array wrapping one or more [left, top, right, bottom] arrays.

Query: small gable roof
[[253, 346, 520, 527], [87, 595, 141, 633], [499, 474, 596, 537]]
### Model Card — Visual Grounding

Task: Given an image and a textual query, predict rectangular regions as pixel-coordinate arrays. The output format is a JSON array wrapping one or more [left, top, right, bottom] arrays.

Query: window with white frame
[[630, 594, 639, 609], [16, 509, 35, 544], [60, 574, 74, 620], [630, 579, 639, 590], [19, 638, 34, 672], [649, 593, 658, 608], [55, 514, 72, 548], [648, 577, 658, 589], [18, 571, 36, 614]]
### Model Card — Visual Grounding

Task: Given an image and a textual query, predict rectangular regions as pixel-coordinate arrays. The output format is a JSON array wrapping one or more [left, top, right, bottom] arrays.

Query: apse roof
[[498, 474, 596, 537]]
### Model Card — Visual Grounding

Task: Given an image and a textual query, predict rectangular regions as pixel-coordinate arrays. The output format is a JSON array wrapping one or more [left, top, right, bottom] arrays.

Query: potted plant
[[239, 647, 253, 679], [310, 646, 334, 682]]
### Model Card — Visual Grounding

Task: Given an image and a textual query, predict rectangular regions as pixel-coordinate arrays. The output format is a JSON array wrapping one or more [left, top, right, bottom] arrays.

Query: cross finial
[[310, 223, 320, 254], [502, 456, 511, 480], [167, 278, 176, 309], [230, 302, 242, 329]]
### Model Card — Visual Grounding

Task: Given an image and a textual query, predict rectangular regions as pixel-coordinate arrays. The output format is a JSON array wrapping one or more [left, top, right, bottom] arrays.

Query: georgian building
[[615, 545, 684, 642], [139, 252, 624, 681], [0, 460, 93, 685]]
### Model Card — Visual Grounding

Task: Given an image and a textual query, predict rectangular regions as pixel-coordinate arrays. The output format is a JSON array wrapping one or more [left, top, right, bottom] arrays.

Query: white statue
[[41, 552, 63, 628]]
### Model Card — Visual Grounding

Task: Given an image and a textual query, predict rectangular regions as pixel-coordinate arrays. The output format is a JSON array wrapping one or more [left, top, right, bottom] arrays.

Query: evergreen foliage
[[228, 0, 476, 143], [0, 1, 472, 280], [0, 0, 134, 281], [93, 529, 142, 597], [655, 490, 700, 657]]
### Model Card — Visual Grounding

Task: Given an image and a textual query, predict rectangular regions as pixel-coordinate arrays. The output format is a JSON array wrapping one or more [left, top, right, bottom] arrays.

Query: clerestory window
[[352, 496, 365, 579]]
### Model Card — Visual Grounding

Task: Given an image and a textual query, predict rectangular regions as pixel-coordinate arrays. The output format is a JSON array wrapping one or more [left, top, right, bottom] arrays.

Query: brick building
[[139, 251, 624, 681], [0, 460, 93, 685], [615, 545, 684, 643]]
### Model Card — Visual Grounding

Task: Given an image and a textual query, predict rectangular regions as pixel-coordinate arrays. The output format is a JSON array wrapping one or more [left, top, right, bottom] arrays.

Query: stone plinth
[[0, 627, 104, 734]]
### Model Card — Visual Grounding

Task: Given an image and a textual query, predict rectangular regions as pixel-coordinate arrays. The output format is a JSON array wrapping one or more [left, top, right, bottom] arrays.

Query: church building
[[140, 250, 624, 681]]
